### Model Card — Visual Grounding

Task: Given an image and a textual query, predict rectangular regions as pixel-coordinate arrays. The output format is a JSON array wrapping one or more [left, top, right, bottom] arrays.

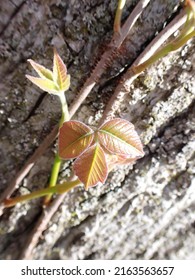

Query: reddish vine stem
[[68, 0, 151, 116], [17, 7, 188, 260], [18, 173, 77, 259], [100, 9, 187, 123], [0, 0, 150, 207], [20, 190, 69, 259]]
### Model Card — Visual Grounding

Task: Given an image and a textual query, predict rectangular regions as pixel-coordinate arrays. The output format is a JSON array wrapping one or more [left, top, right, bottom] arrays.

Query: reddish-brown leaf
[[97, 118, 144, 158], [105, 153, 138, 171], [74, 144, 108, 189], [59, 120, 94, 159]]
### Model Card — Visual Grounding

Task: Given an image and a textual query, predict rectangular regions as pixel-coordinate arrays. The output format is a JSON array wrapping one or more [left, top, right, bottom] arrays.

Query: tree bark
[[0, 0, 195, 260]]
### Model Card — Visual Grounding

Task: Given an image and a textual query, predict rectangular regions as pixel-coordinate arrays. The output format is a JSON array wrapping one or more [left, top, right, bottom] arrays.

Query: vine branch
[[100, 9, 187, 123]]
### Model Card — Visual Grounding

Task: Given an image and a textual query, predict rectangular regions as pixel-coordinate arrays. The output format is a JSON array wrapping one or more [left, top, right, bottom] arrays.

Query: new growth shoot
[[2, 0, 195, 209], [26, 49, 70, 204]]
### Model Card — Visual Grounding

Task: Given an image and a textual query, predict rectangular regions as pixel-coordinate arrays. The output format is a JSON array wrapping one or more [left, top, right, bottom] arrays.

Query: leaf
[[105, 153, 137, 171], [97, 118, 144, 158], [26, 50, 70, 95], [115, 155, 138, 165], [74, 144, 108, 189], [53, 49, 70, 91], [25, 75, 60, 95], [62, 74, 71, 91], [27, 59, 53, 81], [59, 120, 94, 159]]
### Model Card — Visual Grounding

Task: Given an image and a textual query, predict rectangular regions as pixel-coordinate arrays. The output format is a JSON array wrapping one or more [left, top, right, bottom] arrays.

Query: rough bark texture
[[0, 0, 195, 260]]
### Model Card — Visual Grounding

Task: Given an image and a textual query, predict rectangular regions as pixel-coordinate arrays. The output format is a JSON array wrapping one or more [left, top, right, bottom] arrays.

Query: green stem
[[171, 29, 195, 50], [48, 154, 62, 188], [44, 93, 70, 205], [133, 29, 195, 74], [4, 179, 81, 208], [114, 0, 126, 33], [59, 93, 70, 127], [180, 9, 194, 37]]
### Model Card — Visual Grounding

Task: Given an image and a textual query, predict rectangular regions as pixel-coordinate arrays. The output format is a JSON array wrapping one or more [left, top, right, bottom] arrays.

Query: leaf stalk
[[114, 0, 127, 33], [133, 6, 195, 74], [4, 179, 81, 208]]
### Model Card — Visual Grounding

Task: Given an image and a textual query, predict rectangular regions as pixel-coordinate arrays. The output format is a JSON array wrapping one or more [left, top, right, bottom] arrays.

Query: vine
[[0, 0, 194, 259]]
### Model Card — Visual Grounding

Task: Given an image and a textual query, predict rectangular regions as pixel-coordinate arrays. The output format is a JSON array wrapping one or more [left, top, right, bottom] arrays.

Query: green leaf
[[53, 49, 70, 91], [58, 120, 94, 159], [74, 144, 108, 189], [27, 59, 53, 81], [97, 118, 144, 158], [25, 75, 60, 95]]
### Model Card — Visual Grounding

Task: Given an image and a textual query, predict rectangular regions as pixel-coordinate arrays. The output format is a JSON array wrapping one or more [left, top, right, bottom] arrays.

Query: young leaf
[[59, 120, 94, 159], [74, 144, 108, 189], [104, 147, 140, 172], [53, 49, 70, 92], [26, 49, 70, 95], [105, 153, 138, 171], [115, 155, 138, 165], [27, 59, 53, 81], [97, 118, 144, 158], [25, 75, 60, 94]]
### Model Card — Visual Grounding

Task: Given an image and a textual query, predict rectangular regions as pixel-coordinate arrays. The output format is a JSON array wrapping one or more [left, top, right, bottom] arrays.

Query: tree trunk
[[0, 0, 195, 260]]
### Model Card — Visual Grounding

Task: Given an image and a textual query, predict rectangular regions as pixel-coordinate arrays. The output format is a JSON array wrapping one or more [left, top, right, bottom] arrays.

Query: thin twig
[[20, 193, 67, 259], [0, 0, 151, 206], [100, 9, 187, 123], [19, 173, 77, 260]]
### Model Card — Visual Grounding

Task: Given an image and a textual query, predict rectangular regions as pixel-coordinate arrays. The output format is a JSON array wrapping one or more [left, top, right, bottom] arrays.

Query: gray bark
[[0, 0, 195, 260]]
